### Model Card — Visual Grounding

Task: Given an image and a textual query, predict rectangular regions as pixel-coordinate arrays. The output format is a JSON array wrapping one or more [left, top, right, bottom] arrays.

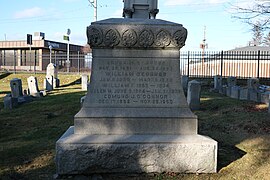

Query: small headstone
[[10, 78, 23, 98], [27, 76, 40, 97], [239, 88, 248, 100], [247, 78, 259, 91], [181, 75, 188, 95], [249, 89, 260, 102], [187, 80, 201, 110], [226, 86, 232, 97], [230, 86, 240, 99], [214, 75, 222, 91], [227, 76, 236, 87], [260, 92, 270, 105], [4, 94, 18, 109], [81, 74, 89, 91], [47, 63, 58, 79], [44, 75, 53, 91], [45, 63, 60, 88]]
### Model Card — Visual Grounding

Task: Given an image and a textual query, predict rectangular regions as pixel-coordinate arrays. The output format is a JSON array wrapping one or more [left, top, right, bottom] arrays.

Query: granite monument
[[56, 0, 217, 176]]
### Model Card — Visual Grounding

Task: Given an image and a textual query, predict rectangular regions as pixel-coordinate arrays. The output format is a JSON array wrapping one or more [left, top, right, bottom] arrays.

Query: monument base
[[56, 127, 217, 175]]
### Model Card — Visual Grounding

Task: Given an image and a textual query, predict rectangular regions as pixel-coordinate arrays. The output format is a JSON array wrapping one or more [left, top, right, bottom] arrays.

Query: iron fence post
[[187, 51, 190, 77], [220, 50, 223, 77], [257, 50, 260, 79]]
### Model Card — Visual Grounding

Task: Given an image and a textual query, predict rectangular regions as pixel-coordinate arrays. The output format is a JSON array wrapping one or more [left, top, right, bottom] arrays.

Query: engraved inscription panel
[[86, 57, 183, 108]]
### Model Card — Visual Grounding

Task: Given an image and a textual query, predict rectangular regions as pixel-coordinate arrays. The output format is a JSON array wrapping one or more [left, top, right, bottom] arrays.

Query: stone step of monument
[[74, 107, 197, 135], [56, 126, 217, 174]]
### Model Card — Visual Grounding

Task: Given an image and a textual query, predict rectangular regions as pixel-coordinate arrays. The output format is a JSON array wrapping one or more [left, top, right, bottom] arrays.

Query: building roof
[[228, 46, 270, 52]]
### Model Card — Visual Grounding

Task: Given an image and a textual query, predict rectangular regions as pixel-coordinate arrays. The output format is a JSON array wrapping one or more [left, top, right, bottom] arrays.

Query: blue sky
[[0, 0, 263, 51]]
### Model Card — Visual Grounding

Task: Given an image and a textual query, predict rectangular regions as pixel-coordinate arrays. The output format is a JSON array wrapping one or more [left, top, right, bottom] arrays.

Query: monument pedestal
[[56, 16, 217, 175], [56, 127, 217, 174]]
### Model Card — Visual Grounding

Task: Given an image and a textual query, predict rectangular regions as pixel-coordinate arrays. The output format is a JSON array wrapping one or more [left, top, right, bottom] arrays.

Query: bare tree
[[263, 31, 270, 46], [251, 21, 264, 46], [231, 1, 270, 31]]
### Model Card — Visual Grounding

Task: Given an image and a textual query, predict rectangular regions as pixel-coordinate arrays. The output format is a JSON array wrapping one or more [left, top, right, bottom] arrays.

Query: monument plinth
[[56, 0, 217, 176]]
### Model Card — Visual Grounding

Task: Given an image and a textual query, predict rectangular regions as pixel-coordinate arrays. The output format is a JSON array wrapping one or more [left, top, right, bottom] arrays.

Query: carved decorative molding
[[87, 27, 103, 46], [122, 29, 137, 47], [138, 29, 154, 47], [155, 30, 171, 48], [104, 29, 120, 47], [87, 23, 187, 49]]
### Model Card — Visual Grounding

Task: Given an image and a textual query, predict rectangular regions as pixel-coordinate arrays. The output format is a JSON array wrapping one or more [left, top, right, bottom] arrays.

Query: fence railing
[[42, 53, 92, 73], [180, 50, 270, 79]]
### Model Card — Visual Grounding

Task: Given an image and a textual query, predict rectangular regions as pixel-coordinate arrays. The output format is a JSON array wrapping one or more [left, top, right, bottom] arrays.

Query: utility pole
[[88, 0, 97, 21], [200, 26, 208, 76]]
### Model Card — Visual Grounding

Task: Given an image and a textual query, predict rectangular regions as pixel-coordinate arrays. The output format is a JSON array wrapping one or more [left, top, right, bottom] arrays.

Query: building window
[[21, 49, 39, 66], [1, 50, 16, 66]]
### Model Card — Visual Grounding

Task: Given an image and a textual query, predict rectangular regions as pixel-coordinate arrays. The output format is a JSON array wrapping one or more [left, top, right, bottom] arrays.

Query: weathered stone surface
[[87, 18, 187, 49], [44, 75, 53, 91], [4, 95, 18, 109], [123, 0, 158, 19], [56, 3, 217, 175], [260, 92, 270, 105], [230, 86, 240, 99], [247, 78, 259, 90], [27, 76, 40, 97], [187, 80, 201, 110], [249, 89, 259, 102], [226, 86, 231, 97], [46, 63, 60, 88], [181, 75, 188, 94], [10, 78, 23, 98], [56, 127, 217, 175], [214, 75, 222, 91], [227, 76, 236, 87], [239, 88, 248, 100], [81, 74, 88, 91]]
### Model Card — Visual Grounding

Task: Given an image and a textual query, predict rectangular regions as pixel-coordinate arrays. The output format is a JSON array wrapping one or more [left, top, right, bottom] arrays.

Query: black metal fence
[[180, 50, 270, 79]]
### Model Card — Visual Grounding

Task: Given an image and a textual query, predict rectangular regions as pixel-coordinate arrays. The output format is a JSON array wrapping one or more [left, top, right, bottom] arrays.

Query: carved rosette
[[172, 29, 187, 48], [87, 27, 103, 47], [139, 30, 154, 48], [87, 21, 187, 49], [122, 29, 137, 47], [104, 29, 120, 47], [155, 30, 171, 48]]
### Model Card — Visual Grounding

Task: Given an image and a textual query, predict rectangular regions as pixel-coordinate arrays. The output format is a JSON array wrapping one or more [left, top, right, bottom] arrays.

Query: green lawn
[[0, 73, 269, 180]]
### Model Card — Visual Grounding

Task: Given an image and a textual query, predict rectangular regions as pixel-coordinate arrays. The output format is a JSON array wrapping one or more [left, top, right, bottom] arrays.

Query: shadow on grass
[[0, 72, 12, 80], [198, 91, 270, 173], [59, 78, 81, 88], [0, 88, 85, 179]]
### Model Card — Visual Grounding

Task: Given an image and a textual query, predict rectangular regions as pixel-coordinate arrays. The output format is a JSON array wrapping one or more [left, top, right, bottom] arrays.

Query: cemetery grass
[[0, 75, 269, 180]]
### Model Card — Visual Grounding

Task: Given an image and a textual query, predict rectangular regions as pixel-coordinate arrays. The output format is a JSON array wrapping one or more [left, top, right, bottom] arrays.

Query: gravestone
[[181, 75, 188, 95], [187, 80, 201, 110], [214, 75, 222, 91], [226, 76, 236, 97], [239, 87, 248, 100], [44, 75, 53, 91], [56, 0, 217, 176], [247, 78, 260, 102], [44, 63, 60, 88], [4, 94, 18, 109], [81, 74, 89, 91], [10, 78, 23, 98], [230, 86, 240, 99], [27, 76, 40, 97], [260, 92, 270, 105]]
